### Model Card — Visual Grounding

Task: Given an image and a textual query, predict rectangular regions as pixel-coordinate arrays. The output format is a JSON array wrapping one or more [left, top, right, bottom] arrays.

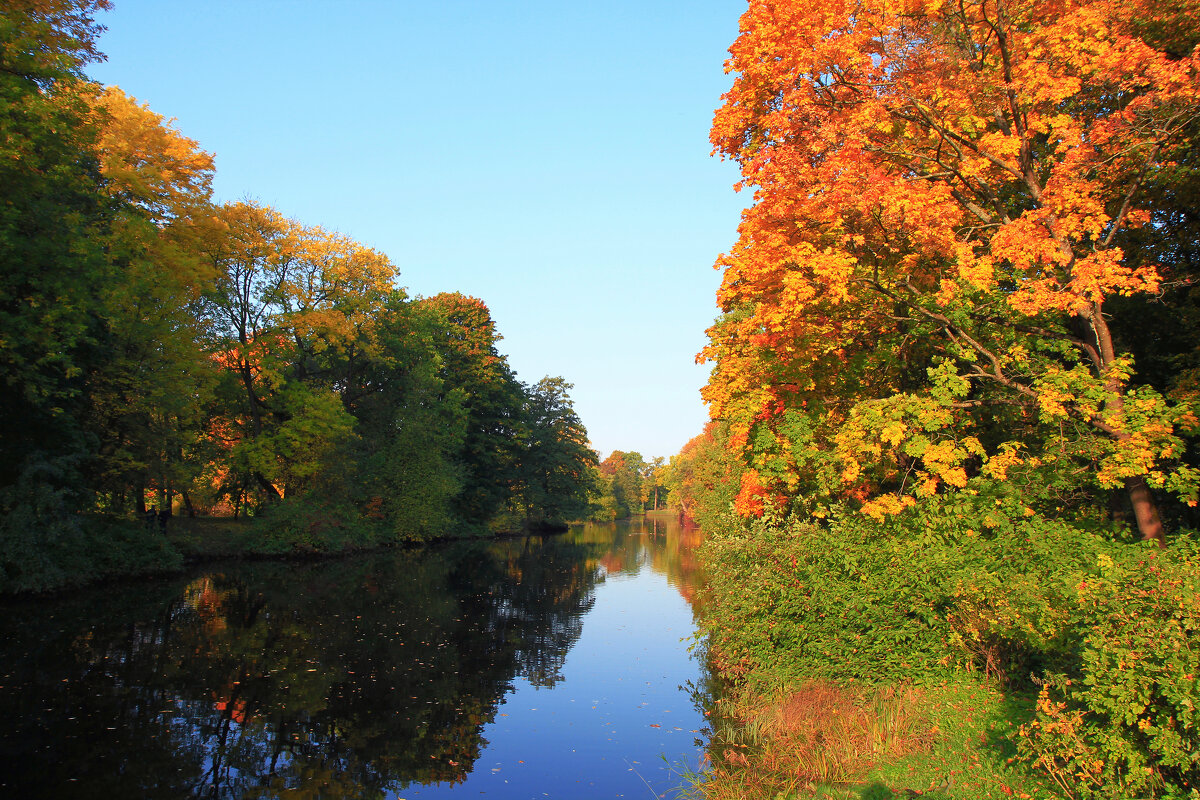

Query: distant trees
[[661, 423, 742, 529], [589, 451, 669, 520], [514, 377, 598, 528], [0, 2, 596, 591]]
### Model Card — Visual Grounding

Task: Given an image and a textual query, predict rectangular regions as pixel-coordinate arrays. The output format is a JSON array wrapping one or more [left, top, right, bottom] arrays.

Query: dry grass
[[690, 682, 934, 799]]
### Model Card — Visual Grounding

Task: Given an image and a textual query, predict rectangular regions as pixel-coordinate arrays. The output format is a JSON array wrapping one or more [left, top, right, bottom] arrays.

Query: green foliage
[[700, 494, 1104, 686], [664, 422, 744, 529], [587, 468, 623, 522], [512, 377, 598, 528], [0, 453, 181, 594], [699, 490, 1200, 798], [595, 450, 647, 520], [0, 0, 112, 488], [232, 382, 357, 495], [414, 292, 527, 526], [700, 510, 959, 688], [353, 305, 469, 541], [1016, 539, 1200, 799]]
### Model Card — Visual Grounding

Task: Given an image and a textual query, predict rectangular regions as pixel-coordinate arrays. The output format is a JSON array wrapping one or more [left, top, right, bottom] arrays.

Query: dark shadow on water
[[0, 535, 609, 799]]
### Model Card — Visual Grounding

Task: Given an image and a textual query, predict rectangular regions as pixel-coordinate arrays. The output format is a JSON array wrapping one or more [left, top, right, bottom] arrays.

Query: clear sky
[[89, 0, 749, 461]]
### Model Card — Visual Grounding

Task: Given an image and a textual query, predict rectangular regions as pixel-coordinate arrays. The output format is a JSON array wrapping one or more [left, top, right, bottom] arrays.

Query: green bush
[[700, 509, 960, 687], [0, 453, 182, 593], [1016, 538, 1200, 799], [698, 490, 1118, 688], [251, 498, 381, 555]]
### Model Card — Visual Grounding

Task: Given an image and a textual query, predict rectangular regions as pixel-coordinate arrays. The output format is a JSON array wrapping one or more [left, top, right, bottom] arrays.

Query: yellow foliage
[[860, 493, 916, 521]]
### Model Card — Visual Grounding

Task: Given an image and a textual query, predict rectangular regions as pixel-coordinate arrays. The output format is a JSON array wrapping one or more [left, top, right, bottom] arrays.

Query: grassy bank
[[684, 502, 1200, 799], [683, 679, 1055, 800]]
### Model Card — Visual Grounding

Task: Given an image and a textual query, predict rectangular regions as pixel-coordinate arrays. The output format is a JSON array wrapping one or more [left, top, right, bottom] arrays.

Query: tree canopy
[[701, 0, 1200, 543], [0, 1, 598, 591]]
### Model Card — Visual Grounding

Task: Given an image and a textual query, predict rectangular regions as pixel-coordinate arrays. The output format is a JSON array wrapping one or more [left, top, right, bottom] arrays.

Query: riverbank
[[165, 515, 568, 561], [0, 511, 577, 596], [685, 505, 1200, 799], [685, 679, 1048, 799]]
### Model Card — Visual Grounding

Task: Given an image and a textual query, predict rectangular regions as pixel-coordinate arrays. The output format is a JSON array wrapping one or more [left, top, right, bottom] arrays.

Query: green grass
[[862, 680, 1060, 800]]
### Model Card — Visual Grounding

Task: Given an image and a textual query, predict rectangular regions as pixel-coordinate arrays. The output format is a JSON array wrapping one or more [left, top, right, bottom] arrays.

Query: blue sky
[[90, 0, 748, 460]]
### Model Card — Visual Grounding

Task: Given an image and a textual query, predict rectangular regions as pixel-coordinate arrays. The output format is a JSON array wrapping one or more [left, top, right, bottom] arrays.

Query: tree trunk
[[255, 472, 282, 502], [239, 363, 265, 436], [1125, 475, 1166, 548], [1090, 304, 1167, 546]]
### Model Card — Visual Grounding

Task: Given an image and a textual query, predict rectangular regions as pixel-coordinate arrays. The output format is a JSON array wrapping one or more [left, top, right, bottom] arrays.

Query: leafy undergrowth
[[680, 679, 1063, 800], [166, 516, 262, 559]]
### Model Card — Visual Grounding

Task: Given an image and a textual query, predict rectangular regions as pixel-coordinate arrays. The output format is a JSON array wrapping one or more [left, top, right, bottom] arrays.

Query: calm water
[[0, 516, 710, 799]]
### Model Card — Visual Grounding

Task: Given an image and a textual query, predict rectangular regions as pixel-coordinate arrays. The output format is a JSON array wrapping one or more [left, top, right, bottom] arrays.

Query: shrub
[[699, 510, 960, 687], [698, 490, 1120, 688], [251, 498, 379, 555], [1016, 539, 1200, 799], [0, 453, 182, 593]]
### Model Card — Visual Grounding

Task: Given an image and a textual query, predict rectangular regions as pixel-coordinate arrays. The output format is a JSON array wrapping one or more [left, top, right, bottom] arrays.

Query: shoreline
[[0, 513, 581, 599]]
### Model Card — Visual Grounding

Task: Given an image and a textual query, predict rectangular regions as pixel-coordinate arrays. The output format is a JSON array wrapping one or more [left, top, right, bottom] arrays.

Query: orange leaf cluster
[[701, 0, 1200, 526]]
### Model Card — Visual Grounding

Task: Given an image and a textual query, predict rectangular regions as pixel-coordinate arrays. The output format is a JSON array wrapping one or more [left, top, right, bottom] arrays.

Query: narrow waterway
[[0, 516, 709, 799]]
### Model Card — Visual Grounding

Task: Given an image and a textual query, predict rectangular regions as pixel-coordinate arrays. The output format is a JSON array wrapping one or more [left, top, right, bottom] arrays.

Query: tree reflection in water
[[0, 534, 609, 799]]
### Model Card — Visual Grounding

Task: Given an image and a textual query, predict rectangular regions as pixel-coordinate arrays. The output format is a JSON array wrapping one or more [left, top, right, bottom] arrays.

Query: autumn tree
[[704, 0, 1200, 543], [597, 451, 647, 519], [83, 86, 218, 514], [663, 422, 744, 529], [642, 457, 667, 511], [0, 1, 196, 588], [199, 201, 397, 507], [0, 1, 601, 583]]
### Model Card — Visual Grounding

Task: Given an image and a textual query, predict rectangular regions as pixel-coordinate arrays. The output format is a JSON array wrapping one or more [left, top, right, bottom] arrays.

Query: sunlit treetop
[[90, 85, 215, 222], [0, 0, 111, 86], [711, 0, 1198, 329]]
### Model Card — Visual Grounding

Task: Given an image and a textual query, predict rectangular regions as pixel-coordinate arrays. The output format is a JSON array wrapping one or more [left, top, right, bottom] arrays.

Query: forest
[[0, 1, 599, 594], [669, 0, 1200, 797]]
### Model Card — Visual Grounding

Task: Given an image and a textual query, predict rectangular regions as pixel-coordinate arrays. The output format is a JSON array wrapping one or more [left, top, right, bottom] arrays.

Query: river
[[0, 516, 710, 799]]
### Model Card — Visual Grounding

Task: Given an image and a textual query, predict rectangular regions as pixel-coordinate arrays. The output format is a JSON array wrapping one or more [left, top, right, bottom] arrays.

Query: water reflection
[[0, 516, 706, 798]]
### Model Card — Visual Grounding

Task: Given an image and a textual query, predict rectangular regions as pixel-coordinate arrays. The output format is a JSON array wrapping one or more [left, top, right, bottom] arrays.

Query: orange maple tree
[[703, 0, 1200, 542]]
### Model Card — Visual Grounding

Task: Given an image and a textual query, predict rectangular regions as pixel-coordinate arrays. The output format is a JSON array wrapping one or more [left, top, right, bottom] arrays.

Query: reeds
[[679, 682, 933, 799]]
